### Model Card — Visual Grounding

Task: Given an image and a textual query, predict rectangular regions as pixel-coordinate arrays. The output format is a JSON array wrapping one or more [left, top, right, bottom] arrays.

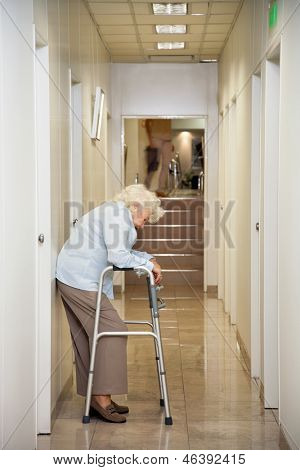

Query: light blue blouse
[[56, 201, 154, 299]]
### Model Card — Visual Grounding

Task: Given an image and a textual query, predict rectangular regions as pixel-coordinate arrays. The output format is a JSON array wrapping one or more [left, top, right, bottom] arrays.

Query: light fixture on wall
[[91, 87, 105, 140]]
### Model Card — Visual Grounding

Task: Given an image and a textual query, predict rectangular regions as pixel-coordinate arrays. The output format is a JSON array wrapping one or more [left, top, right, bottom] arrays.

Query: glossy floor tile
[[37, 285, 289, 450]]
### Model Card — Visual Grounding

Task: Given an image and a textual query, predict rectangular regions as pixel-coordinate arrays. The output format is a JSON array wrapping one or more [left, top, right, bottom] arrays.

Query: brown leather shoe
[[111, 400, 129, 414], [90, 399, 126, 423]]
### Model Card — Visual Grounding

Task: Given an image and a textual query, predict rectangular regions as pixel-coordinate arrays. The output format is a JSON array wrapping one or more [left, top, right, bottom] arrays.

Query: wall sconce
[[91, 87, 105, 140]]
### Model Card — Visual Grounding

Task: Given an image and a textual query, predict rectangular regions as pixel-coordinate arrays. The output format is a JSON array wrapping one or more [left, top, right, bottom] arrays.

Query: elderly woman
[[56, 185, 164, 423]]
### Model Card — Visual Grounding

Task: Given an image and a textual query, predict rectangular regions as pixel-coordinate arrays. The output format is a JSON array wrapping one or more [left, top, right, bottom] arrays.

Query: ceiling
[[87, 1, 243, 63]]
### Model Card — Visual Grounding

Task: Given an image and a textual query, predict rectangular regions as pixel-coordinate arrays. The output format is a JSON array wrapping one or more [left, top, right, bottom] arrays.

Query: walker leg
[[148, 279, 173, 425], [154, 334, 165, 406], [154, 318, 173, 425], [82, 370, 94, 423], [147, 278, 165, 406], [83, 268, 110, 423]]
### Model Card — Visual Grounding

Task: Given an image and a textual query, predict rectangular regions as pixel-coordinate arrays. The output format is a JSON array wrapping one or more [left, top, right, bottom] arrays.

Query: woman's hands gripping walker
[[150, 258, 162, 285]]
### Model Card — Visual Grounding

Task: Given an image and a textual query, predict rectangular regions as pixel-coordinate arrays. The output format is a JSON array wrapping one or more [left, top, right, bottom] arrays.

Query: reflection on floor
[[38, 284, 289, 450]]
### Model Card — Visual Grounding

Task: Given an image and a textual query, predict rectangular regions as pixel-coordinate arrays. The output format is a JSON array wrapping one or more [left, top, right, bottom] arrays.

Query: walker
[[82, 265, 173, 425]]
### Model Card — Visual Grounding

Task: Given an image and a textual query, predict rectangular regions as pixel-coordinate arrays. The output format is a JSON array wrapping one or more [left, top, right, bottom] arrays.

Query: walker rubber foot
[[165, 416, 173, 425], [160, 398, 164, 407], [82, 415, 91, 424]]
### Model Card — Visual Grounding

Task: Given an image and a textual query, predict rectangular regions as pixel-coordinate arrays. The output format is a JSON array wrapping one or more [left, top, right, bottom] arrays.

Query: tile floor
[[38, 284, 289, 450]]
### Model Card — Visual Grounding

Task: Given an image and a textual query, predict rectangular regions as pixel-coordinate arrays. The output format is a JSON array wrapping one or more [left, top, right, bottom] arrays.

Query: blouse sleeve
[[102, 204, 154, 271]]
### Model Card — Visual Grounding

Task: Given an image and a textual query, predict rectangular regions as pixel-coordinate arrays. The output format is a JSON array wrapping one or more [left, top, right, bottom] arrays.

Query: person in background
[[143, 119, 173, 193], [56, 185, 164, 423]]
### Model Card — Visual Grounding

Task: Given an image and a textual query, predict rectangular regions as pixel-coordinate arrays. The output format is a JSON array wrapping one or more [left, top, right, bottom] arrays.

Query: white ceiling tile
[[142, 42, 159, 50], [103, 35, 137, 43], [89, 0, 241, 63], [190, 25, 206, 33], [206, 23, 231, 33], [100, 25, 136, 35], [134, 15, 207, 25], [204, 33, 227, 41], [201, 46, 222, 52], [89, 2, 130, 14], [202, 41, 223, 48], [109, 43, 141, 50], [209, 14, 235, 24], [132, 4, 151, 14], [137, 25, 155, 34], [140, 34, 202, 42], [111, 50, 143, 56], [190, 3, 208, 15], [184, 46, 202, 53], [94, 15, 134, 25], [211, 2, 239, 15], [89, 0, 128, 3]]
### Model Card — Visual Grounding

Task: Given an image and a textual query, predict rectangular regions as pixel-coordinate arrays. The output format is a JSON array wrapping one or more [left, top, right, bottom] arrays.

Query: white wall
[[124, 119, 139, 185], [111, 63, 219, 286], [0, 0, 111, 449], [219, 0, 300, 449], [0, 0, 37, 450], [278, 2, 300, 448], [45, 0, 111, 416]]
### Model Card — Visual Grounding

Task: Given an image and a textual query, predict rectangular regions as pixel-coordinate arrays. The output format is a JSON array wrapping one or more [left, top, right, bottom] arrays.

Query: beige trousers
[[57, 280, 128, 397]]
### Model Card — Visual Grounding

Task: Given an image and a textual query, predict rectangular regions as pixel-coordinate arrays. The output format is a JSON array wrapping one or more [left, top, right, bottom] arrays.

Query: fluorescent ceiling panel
[[155, 25, 186, 34], [152, 3, 187, 16], [157, 42, 185, 49], [200, 59, 218, 63]]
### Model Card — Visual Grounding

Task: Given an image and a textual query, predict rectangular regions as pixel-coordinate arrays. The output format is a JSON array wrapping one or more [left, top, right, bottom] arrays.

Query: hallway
[[2, 0, 300, 454], [38, 284, 288, 450]]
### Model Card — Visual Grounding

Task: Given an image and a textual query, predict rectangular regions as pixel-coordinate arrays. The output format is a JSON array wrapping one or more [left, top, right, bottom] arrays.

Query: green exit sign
[[269, 0, 278, 29]]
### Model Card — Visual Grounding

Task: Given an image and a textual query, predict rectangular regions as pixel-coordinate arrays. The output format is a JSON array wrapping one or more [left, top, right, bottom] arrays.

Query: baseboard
[[206, 285, 218, 294], [236, 329, 251, 373], [257, 377, 265, 402], [280, 421, 299, 449], [50, 374, 73, 429]]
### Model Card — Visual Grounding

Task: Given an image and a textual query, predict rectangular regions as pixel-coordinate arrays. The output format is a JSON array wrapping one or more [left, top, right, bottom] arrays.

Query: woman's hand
[[150, 259, 162, 285]]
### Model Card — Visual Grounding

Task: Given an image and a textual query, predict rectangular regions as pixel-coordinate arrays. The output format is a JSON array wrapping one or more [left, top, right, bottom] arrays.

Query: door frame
[[121, 114, 208, 292], [260, 42, 281, 408], [68, 69, 83, 228], [218, 110, 225, 302], [251, 70, 262, 379], [34, 28, 51, 434]]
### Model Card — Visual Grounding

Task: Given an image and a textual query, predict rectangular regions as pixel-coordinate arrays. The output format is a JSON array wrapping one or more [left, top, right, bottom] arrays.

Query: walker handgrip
[[112, 266, 134, 271]]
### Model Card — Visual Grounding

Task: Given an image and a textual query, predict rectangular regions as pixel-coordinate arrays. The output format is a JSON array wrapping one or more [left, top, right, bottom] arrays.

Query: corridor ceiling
[[87, 1, 242, 63]]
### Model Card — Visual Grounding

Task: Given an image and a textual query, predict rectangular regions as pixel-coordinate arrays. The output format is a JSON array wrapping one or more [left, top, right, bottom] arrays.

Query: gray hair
[[113, 184, 165, 224]]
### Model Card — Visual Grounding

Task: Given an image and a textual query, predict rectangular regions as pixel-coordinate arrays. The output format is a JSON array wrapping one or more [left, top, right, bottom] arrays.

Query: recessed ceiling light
[[156, 25, 187, 34], [200, 59, 218, 63], [157, 42, 185, 50], [152, 3, 187, 16]]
